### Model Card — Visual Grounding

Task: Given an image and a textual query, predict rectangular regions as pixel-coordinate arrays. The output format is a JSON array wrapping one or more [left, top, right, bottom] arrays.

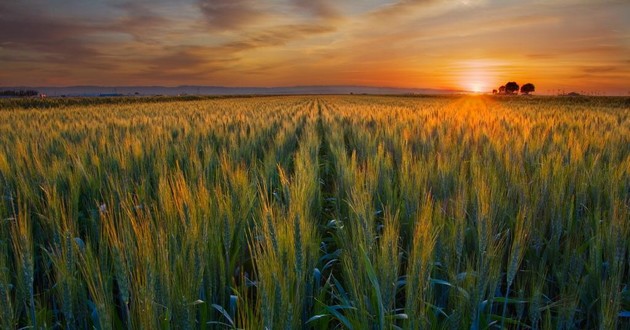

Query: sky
[[1, 0, 629, 94]]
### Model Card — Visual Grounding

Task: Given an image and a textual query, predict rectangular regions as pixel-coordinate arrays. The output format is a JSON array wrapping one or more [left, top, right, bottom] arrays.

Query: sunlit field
[[0, 95, 629, 329]]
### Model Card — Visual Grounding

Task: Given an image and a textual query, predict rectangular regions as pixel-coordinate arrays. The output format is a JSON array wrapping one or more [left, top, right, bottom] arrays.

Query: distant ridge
[[3, 85, 463, 97]]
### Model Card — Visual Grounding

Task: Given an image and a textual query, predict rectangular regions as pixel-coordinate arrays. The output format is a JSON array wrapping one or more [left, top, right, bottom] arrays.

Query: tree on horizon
[[505, 82, 519, 94], [521, 83, 535, 95]]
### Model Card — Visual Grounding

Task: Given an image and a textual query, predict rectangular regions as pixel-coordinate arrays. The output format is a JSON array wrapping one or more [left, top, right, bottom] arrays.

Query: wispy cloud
[[108, 2, 173, 42], [198, 0, 268, 30], [0, 3, 100, 61], [292, 0, 341, 20], [222, 24, 336, 51], [366, 0, 439, 20]]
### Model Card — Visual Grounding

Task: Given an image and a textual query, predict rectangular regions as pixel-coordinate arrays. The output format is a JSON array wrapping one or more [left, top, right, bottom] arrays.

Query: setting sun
[[470, 83, 484, 93]]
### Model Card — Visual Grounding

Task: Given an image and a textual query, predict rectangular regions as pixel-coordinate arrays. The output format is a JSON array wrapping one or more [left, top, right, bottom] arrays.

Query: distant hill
[[1, 85, 463, 97]]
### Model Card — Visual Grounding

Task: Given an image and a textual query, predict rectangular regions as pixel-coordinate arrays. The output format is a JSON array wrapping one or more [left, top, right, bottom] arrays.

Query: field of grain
[[0, 95, 629, 329]]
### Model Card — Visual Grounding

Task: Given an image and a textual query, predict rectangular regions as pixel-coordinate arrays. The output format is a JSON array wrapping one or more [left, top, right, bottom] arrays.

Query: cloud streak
[[293, 0, 341, 19], [198, 0, 268, 30], [0, 3, 100, 61], [222, 24, 336, 52]]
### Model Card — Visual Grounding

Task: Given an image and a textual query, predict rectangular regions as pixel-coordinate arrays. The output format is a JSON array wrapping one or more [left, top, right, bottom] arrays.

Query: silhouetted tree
[[492, 89, 497, 94], [505, 82, 519, 94], [499, 85, 506, 94], [520, 83, 535, 95]]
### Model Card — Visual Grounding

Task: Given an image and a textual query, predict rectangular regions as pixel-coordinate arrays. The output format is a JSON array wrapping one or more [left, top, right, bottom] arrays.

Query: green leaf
[[493, 297, 527, 304], [323, 305, 355, 330], [489, 314, 529, 327], [361, 246, 385, 330], [211, 304, 235, 327], [430, 278, 470, 299], [306, 314, 329, 323]]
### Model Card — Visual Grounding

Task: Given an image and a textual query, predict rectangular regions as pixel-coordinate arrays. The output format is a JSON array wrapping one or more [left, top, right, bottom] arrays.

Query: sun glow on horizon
[[458, 62, 495, 93], [470, 83, 483, 93]]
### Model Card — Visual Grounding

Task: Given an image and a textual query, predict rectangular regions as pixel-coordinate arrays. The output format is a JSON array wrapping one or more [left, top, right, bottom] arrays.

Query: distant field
[[0, 95, 628, 329]]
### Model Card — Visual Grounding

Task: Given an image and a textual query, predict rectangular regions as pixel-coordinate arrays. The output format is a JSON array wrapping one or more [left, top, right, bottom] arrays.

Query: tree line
[[0, 89, 40, 97], [492, 82, 535, 95]]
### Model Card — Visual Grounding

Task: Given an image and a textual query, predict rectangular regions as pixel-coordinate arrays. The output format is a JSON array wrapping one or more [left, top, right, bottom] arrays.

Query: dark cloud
[[198, 0, 266, 30], [0, 3, 101, 61], [131, 47, 239, 84], [147, 49, 207, 70], [582, 65, 618, 74], [293, 0, 340, 20], [221, 24, 336, 52], [197, 0, 341, 31], [109, 2, 172, 42], [569, 73, 630, 81], [367, 0, 438, 19], [130, 69, 224, 85], [144, 47, 236, 71], [0, 1, 173, 67], [127, 21, 337, 83], [572, 45, 627, 56]]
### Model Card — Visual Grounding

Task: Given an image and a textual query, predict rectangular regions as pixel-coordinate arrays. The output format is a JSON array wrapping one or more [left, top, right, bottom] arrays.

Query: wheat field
[[0, 95, 629, 329]]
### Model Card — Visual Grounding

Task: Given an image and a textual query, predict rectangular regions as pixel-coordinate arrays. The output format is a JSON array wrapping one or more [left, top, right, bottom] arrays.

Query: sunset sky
[[1, 0, 628, 94]]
